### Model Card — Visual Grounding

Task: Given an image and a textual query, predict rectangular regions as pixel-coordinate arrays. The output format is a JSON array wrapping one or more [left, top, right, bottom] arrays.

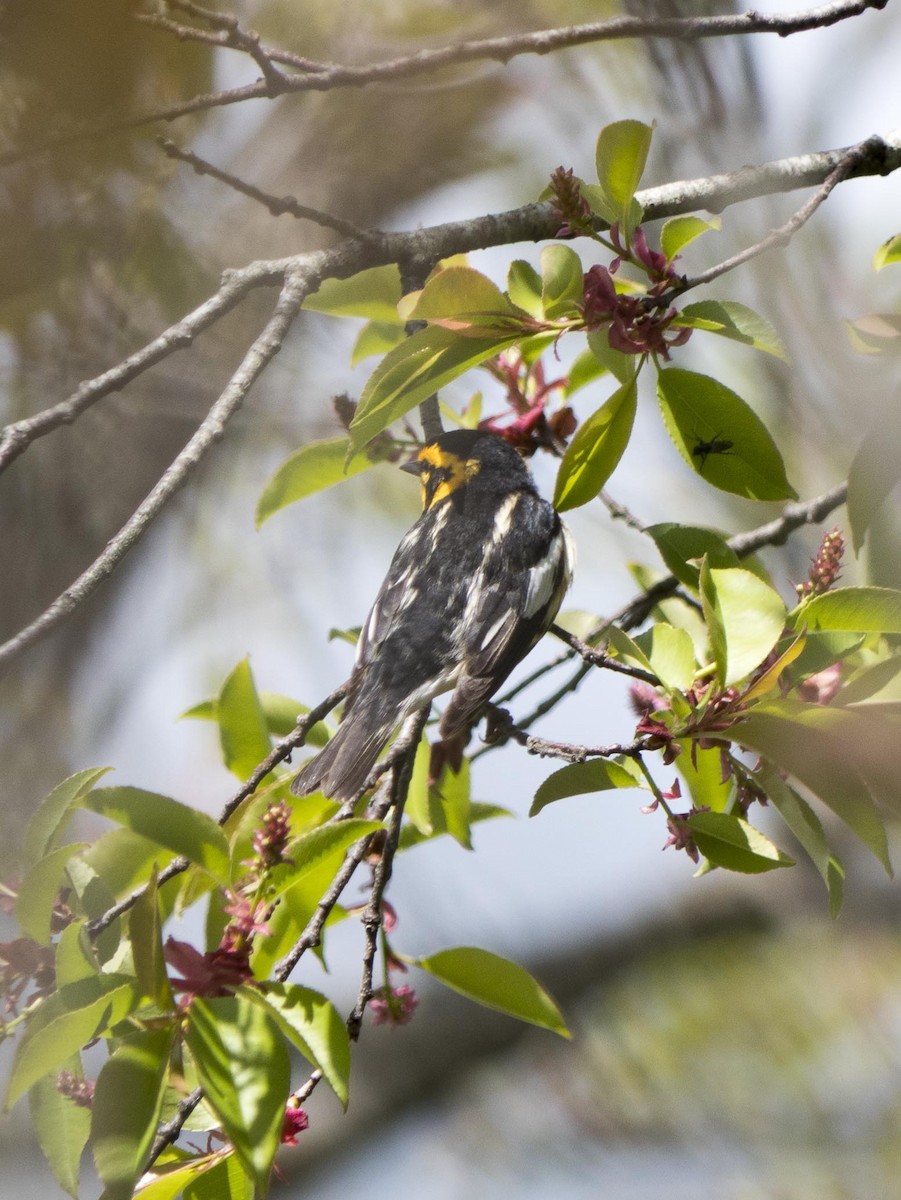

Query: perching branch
[[6, 0, 886, 165]]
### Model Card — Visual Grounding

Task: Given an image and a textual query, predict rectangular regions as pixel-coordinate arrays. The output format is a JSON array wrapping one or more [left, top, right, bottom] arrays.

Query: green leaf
[[92, 1027, 175, 1200], [873, 232, 901, 271], [646, 522, 739, 590], [129, 1155, 224, 1200], [55, 922, 97, 987], [760, 763, 844, 915], [129, 868, 174, 1009], [674, 300, 789, 361], [687, 811, 794, 873], [406, 738, 472, 848], [351, 325, 521, 448], [792, 586, 901, 635], [737, 709, 891, 872], [553, 377, 637, 511], [217, 658, 271, 781], [700, 564, 787, 686], [531, 758, 641, 816], [637, 623, 696, 692], [352, 319, 407, 364], [83, 827, 176, 901], [272, 819, 384, 902], [657, 368, 796, 500], [677, 744, 733, 813], [416, 946, 570, 1038], [845, 312, 901, 354], [586, 330, 637, 384], [399, 800, 512, 850], [29, 1057, 91, 1198], [847, 419, 901, 553], [186, 995, 290, 1197], [539, 244, 584, 318], [16, 843, 89, 945], [22, 767, 112, 867], [255, 438, 375, 526], [399, 265, 523, 330], [183, 1153, 253, 1200], [506, 260, 544, 318], [244, 983, 350, 1108], [660, 215, 720, 262], [566, 347, 609, 395], [838, 656, 901, 705], [7, 975, 140, 1110], [84, 788, 230, 885], [183, 693, 330, 746], [302, 264, 401, 321], [594, 119, 653, 233]]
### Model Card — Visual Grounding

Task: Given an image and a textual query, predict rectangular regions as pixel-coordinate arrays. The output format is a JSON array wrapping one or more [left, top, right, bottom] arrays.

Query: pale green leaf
[[29, 1057, 91, 1198], [506, 260, 544, 318], [700, 565, 786, 686], [84, 788, 230, 884], [351, 320, 407, 364], [186, 995, 290, 1196], [792, 586, 901, 634], [636, 623, 696, 692], [92, 1028, 175, 1200], [657, 368, 796, 501], [255, 438, 375, 526], [847, 419, 901, 552], [760, 763, 844, 915], [660, 215, 720, 262], [539, 244, 584, 318], [646, 522, 739, 590], [302, 264, 401, 321], [674, 300, 789, 361], [531, 758, 642, 816], [688, 811, 794, 873], [17, 843, 89, 945], [244, 983, 350, 1108], [553, 378, 637, 511], [594, 119, 653, 233], [873, 232, 901, 271], [677, 744, 733, 813], [23, 767, 112, 867], [416, 946, 570, 1037], [586, 330, 637, 384]]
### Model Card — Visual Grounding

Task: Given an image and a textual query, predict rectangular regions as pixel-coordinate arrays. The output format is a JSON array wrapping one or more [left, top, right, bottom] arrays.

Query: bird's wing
[[438, 512, 572, 736]]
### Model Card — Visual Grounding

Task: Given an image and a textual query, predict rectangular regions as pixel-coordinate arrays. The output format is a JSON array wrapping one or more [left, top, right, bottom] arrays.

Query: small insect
[[691, 433, 734, 471]]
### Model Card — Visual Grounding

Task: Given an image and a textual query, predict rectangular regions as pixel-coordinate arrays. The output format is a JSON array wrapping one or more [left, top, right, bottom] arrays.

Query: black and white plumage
[[291, 429, 574, 803]]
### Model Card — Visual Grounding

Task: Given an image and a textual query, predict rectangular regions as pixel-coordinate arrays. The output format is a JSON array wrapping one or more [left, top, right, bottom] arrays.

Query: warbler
[[291, 429, 574, 803]]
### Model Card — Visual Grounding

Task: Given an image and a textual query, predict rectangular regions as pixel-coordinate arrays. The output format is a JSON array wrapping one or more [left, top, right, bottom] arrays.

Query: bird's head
[[401, 430, 531, 511]]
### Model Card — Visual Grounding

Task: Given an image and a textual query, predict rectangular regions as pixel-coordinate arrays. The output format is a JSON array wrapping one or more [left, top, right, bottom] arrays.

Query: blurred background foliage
[[2, 1, 901, 1197]]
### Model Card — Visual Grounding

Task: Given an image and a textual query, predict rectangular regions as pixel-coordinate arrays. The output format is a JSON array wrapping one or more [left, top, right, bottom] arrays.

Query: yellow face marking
[[417, 445, 481, 510]]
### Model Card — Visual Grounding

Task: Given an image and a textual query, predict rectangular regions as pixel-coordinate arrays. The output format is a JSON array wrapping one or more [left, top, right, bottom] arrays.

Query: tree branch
[[5, 0, 887, 164], [0, 267, 317, 676]]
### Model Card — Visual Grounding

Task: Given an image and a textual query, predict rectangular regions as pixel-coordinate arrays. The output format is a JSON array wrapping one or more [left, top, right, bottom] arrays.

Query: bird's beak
[[400, 456, 423, 476]]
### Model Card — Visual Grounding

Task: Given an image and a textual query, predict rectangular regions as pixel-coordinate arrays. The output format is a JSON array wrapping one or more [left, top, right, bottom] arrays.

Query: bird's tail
[[290, 712, 393, 804]]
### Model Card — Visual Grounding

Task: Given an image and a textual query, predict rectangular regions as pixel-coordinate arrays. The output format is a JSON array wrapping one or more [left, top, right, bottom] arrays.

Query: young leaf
[[700, 564, 786, 686], [16, 843, 89, 945], [660, 215, 720, 262], [416, 946, 570, 1038], [553, 377, 637, 511], [847, 419, 901, 553], [586, 330, 637, 384], [531, 758, 641, 816], [399, 265, 523, 329], [760, 763, 844, 916], [594, 119, 653, 233], [674, 300, 789, 361], [183, 1152, 253, 1200], [352, 319, 407, 364], [657, 368, 797, 501], [301, 264, 401, 320], [676, 744, 732, 813], [736, 709, 891, 873], [55, 921, 97, 988], [506, 259, 544, 318], [637, 623, 696, 692], [646, 522, 739, 590], [29, 1057, 91, 1199], [539, 244, 584, 318], [792, 586, 901, 634], [244, 983, 351, 1109], [217, 658, 271, 782], [6, 976, 140, 1109], [873, 232, 901, 271], [84, 788, 230, 884], [22, 766, 112, 868], [129, 868, 174, 1009], [271, 819, 384, 903], [91, 1027, 175, 1200], [687, 811, 794, 873], [255, 438, 375, 526], [186, 995, 290, 1196], [351, 325, 521, 448]]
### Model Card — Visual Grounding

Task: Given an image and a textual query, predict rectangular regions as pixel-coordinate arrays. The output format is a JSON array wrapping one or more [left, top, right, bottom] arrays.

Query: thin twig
[[157, 137, 377, 241], [0, 268, 317, 677], [6, 0, 884, 164]]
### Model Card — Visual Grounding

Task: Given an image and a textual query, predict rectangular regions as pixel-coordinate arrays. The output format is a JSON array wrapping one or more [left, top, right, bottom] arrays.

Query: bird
[[291, 428, 574, 804]]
